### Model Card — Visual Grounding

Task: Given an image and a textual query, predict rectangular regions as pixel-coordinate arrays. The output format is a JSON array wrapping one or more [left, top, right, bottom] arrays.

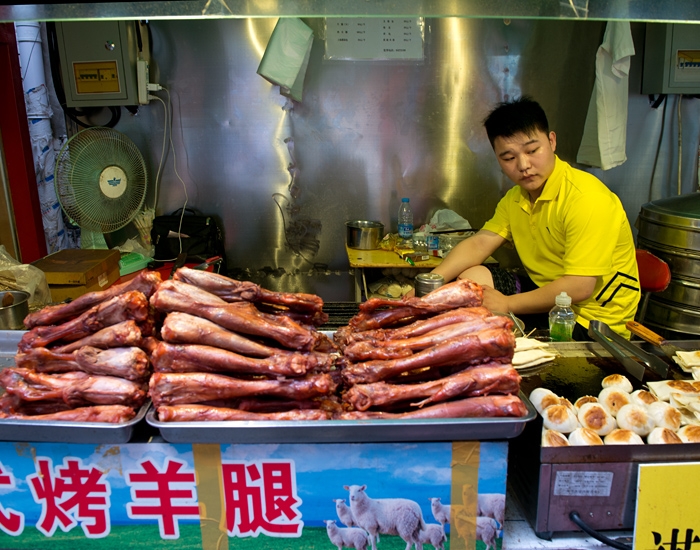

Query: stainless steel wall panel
[[16, 17, 700, 301]]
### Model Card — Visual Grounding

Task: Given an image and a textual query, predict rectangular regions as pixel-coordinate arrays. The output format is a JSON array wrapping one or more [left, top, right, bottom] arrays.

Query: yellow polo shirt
[[482, 156, 640, 338]]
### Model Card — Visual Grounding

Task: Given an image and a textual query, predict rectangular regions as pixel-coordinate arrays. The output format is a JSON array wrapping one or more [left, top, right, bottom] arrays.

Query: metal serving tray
[[146, 392, 537, 444], [0, 401, 151, 444]]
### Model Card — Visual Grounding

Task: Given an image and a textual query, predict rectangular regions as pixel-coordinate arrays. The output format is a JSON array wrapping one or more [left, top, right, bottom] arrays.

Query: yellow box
[[32, 249, 121, 302]]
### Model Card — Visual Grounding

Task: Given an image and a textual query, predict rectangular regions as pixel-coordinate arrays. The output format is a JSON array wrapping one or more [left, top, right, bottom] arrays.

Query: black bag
[[151, 208, 226, 272]]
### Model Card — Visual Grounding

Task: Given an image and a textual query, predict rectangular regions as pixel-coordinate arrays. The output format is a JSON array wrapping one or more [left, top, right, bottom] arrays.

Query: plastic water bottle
[[549, 292, 576, 342], [397, 198, 414, 249], [427, 231, 439, 252]]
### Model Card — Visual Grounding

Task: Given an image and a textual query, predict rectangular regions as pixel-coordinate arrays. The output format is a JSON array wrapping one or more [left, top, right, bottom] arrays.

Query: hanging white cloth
[[576, 21, 635, 170]]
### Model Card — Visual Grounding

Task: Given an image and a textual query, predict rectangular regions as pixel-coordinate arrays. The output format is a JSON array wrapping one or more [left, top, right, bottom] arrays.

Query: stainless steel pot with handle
[[0, 291, 29, 330]]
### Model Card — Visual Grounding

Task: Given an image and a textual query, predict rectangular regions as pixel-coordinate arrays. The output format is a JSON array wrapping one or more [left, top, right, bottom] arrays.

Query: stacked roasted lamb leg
[[0, 270, 163, 422]]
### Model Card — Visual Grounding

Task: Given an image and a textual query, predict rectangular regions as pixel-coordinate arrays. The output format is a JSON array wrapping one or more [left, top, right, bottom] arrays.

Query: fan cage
[[55, 127, 148, 233]]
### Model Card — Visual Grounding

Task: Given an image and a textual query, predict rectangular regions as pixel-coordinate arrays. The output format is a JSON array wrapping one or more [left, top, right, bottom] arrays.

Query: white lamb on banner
[[336, 497, 380, 545], [334, 498, 358, 527], [418, 523, 446, 550], [325, 519, 371, 550], [476, 516, 499, 550], [428, 497, 451, 527], [344, 484, 426, 550], [477, 493, 506, 528]]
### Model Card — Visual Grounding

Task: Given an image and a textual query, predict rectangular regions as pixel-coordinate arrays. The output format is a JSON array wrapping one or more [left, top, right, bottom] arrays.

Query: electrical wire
[[148, 94, 168, 210], [148, 86, 189, 262], [568, 512, 632, 550], [678, 94, 683, 195]]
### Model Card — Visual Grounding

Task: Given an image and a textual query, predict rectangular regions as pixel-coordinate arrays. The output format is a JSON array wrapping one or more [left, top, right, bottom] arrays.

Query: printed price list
[[326, 18, 423, 60]]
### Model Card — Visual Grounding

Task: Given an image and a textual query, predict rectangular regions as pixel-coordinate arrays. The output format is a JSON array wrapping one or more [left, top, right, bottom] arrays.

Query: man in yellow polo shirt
[[431, 96, 640, 339]]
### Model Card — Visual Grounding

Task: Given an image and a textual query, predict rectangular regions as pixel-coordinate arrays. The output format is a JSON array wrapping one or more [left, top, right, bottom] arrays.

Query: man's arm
[[482, 274, 597, 315], [431, 229, 506, 282]]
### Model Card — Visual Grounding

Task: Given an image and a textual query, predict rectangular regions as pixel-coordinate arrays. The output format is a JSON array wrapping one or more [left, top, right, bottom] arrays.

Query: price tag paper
[[635, 462, 700, 550]]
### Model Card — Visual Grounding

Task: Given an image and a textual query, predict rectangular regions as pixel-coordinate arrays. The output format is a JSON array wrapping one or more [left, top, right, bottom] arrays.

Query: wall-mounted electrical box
[[55, 20, 140, 107], [642, 23, 700, 94]]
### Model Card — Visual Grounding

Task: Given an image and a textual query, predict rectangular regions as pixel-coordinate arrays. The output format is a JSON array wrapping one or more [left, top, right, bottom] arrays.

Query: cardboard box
[[32, 249, 121, 302]]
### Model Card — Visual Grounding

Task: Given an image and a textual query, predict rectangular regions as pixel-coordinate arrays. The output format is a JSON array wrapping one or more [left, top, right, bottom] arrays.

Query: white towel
[[576, 21, 635, 170]]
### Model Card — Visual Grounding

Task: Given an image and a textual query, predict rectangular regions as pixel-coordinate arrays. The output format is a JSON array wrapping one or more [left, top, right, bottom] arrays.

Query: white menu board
[[325, 18, 424, 60]]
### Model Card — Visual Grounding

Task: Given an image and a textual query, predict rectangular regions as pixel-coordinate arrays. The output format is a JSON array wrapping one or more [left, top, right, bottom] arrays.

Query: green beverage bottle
[[549, 292, 575, 342]]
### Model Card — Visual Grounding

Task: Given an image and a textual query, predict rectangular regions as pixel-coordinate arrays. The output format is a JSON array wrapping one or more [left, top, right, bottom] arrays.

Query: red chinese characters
[[221, 460, 303, 537], [27, 457, 110, 537], [0, 461, 23, 536], [125, 458, 200, 539]]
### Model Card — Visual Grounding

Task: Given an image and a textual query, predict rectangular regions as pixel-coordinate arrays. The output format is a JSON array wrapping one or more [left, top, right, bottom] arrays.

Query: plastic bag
[[0, 246, 51, 307]]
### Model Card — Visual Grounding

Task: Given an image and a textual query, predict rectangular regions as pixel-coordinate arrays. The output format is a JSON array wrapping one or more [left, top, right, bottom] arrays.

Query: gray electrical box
[[642, 23, 700, 94], [55, 20, 140, 107]]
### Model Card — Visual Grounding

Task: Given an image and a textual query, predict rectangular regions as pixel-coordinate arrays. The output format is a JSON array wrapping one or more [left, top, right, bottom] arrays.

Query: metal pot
[[346, 220, 384, 250], [0, 291, 29, 330]]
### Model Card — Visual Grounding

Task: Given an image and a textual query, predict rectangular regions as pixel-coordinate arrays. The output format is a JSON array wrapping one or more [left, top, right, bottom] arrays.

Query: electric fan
[[54, 127, 148, 235]]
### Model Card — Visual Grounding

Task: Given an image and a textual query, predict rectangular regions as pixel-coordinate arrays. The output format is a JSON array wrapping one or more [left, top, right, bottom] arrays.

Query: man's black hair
[[483, 96, 550, 147]]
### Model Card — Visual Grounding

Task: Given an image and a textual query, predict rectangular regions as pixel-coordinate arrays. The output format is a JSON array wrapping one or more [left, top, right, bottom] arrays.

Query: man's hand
[[481, 285, 510, 314]]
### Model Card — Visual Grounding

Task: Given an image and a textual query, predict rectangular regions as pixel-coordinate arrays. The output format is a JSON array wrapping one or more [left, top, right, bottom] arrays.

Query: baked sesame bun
[[530, 387, 560, 415], [542, 429, 570, 447], [558, 397, 576, 413], [568, 427, 604, 446], [574, 396, 598, 409], [542, 404, 579, 433], [677, 425, 700, 443], [647, 427, 682, 445], [577, 402, 617, 436], [598, 387, 632, 417], [630, 389, 658, 408], [648, 401, 682, 431], [601, 374, 633, 393], [603, 428, 645, 445], [616, 404, 656, 436]]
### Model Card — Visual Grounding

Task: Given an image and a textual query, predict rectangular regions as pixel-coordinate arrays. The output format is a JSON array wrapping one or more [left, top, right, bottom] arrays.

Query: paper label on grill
[[553, 471, 613, 496]]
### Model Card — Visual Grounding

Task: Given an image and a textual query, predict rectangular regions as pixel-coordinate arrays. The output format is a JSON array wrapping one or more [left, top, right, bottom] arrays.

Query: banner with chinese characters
[[634, 462, 700, 550], [0, 440, 508, 550]]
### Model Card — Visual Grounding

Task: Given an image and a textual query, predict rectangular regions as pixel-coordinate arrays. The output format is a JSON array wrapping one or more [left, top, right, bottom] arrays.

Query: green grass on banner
[[0, 524, 508, 549]]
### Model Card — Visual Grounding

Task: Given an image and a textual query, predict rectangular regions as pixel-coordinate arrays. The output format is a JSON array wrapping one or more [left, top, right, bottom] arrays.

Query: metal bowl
[[346, 220, 384, 250], [0, 290, 29, 330]]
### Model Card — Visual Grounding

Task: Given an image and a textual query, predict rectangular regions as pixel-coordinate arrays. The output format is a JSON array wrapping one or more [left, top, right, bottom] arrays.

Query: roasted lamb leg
[[0, 393, 72, 415], [151, 341, 332, 377], [342, 327, 515, 385], [348, 279, 484, 331], [157, 403, 330, 421], [75, 346, 150, 381], [0, 405, 136, 423], [149, 371, 337, 407], [23, 270, 162, 328], [173, 266, 325, 314], [0, 367, 146, 408], [343, 363, 521, 411], [19, 291, 149, 352], [14, 345, 150, 381], [343, 315, 515, 361], [161, 311, 296, 357], [151, 280, 320, 351], [50, 320, 142, 354], [335, 306, 493, 346], [338, 394, 528, 419]]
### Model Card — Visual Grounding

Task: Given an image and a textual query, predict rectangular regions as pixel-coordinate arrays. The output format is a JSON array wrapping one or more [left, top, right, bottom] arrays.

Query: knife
[[626, 320, 685, 361]]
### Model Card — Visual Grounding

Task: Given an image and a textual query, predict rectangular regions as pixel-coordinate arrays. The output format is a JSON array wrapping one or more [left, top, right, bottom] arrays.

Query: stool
[[635, 249, 671, 323]]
